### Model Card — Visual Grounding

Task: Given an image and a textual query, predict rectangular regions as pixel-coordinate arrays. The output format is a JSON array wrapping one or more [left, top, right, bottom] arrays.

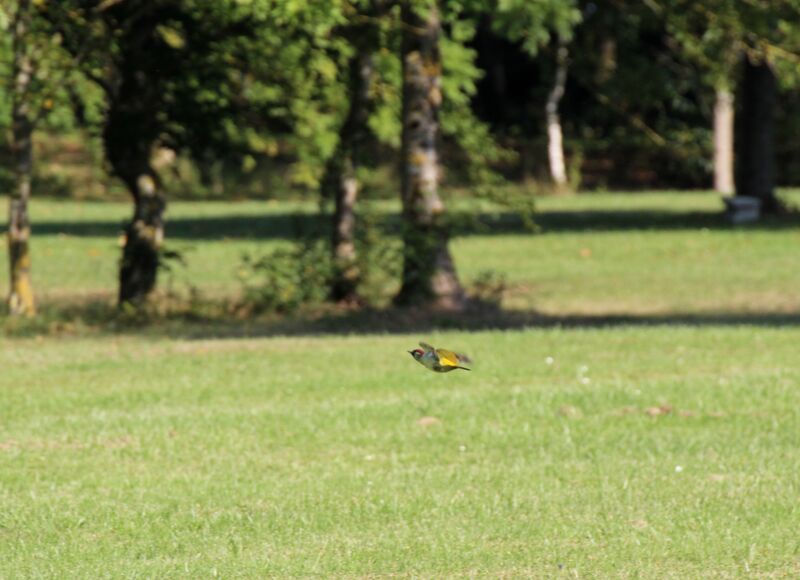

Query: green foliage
[[352, 204, 404, 303], [664, 0, 800, 89], [492, 0, 581, 51], [3, 0, 797, 201], [368, 44, 403, 150], [468, 268, 507, 305], [210, 0, 354, 189], [439, 20, 514, 188], [237, 202, 404, 312], [238, 238, 333, 314], [548, 1, 713, 186], [0, 0, 103, 137], [663, 1, 742, 89], [327, 1, 515, 195], [37, 0, 353, 191]]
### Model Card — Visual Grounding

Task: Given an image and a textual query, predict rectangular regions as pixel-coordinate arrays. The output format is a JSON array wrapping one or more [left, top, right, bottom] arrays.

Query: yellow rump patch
[[435, 348, 461, 367]]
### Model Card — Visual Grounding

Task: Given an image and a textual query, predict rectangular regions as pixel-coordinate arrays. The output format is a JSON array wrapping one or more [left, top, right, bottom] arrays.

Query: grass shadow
[[32, 213, 327, 240], [167, 308, 800, 340], [30, 208, 800, 242], [6, 298, 800, 341]]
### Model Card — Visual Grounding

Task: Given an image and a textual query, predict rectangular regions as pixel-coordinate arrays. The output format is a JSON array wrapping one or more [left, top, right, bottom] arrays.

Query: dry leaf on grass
[[645, 404, 673, 417], [416, 416, 441, 427], [558, 405, 582, 418]]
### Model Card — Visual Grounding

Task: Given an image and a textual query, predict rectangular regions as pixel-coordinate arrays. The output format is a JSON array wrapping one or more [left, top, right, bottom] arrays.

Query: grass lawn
[[1, 191, 800, 576], [17, 190, 800, 316]]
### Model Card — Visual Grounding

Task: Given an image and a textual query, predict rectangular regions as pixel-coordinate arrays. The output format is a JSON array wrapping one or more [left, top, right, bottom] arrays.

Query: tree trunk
[[102, 80, 166, 307], [736, 57, 779, 213], [325, 50, 374, 303], [394, 1, 465, 310], [546, 37, 569, 190], [118, 168, 166, 306], [713, 87, 734, 195], [8, 0, 36, 316]]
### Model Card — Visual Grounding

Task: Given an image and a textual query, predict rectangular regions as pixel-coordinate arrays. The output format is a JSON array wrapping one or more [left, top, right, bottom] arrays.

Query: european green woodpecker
[[409, 342, 472, 373]]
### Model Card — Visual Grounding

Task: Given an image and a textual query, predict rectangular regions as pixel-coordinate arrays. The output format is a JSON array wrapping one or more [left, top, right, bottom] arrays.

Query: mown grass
[[2, 329, 799, 576], [1, 190, 800, 576], [14, 189, 800, 316]]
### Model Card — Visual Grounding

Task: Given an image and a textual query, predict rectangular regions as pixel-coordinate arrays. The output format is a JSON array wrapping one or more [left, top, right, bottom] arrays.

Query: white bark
[[546, 39, 569, 189], [713, 88, 734, 195]]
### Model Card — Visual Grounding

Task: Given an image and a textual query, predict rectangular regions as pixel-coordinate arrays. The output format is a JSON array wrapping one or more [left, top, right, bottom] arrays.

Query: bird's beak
[[408, 351, 414, 356]]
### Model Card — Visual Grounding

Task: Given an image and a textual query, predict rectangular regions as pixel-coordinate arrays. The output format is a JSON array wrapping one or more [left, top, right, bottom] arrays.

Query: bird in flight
[[409, 342, 472, 373]]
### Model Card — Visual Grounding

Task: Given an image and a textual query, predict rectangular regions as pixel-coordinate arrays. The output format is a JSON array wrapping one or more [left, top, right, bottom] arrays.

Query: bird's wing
[[455, 351, 472, 364], [435, 348, 464, 368], [419, 342, 436, 353]]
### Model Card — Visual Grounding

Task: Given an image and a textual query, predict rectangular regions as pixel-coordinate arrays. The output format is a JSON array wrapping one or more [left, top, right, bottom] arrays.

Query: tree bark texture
[[325, 50, 374, 303], [394, 1, 465, 310], [106, 111, 167, 307], [8, 0, 36, 316], [736, 57, 779, 213], [713, 87, 734, 195], [117, 167, 166, 306], [101, 47, 167, 307], [546, 38, 569, 189]]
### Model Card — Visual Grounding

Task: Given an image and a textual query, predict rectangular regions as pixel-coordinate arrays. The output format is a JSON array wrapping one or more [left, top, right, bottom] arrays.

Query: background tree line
[[2, 0, 799, 317]]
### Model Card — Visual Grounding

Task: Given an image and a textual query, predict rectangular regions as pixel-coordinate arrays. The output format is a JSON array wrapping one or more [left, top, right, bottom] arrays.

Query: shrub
[[238, 238, 333, 314]]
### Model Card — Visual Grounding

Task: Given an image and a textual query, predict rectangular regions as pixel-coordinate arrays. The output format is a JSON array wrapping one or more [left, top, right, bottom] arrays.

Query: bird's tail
[[456, 366, 471, 371]]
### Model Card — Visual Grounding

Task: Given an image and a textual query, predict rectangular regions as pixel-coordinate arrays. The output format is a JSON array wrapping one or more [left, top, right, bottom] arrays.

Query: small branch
[[593, 92, 668, 147]]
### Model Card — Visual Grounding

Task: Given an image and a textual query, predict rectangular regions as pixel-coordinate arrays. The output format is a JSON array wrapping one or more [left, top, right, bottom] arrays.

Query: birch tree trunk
[[394, 1, 465, 310], [713, 87, 734, 195], [736, 57, 780, 213], [8, 0, 36, 316], [325, 50, 374, 303], [546, 38, 569, 190]]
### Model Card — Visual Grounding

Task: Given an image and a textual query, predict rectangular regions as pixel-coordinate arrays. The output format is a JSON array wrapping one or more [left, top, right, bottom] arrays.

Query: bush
[[237, 203, 404, 313], [238, 238, 333, 314], [351, 205, 403, 305], [469, 270, 507, 307]]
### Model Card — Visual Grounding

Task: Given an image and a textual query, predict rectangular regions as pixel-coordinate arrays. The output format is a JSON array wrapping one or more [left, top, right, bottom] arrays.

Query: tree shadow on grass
[[32, 213, 327, 240], [29, 208, 800, 241], [462, 207, 800, 234], [167, 308, 800, 340], [11, 298, 799, 341]]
